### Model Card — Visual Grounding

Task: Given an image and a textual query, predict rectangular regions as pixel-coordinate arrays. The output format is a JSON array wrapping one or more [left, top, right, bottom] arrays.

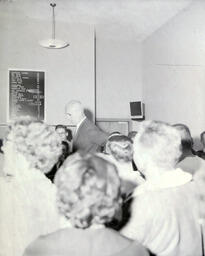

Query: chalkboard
[[9, 70, 45, 121]]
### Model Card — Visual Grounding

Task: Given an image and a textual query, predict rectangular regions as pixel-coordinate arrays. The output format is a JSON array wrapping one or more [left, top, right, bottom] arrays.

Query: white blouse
[[0, 153, 69, 256]]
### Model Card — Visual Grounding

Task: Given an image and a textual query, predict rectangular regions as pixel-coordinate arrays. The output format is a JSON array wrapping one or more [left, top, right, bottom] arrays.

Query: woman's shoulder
[[96, 228, 149, 256], [92, 228, 132, 251]]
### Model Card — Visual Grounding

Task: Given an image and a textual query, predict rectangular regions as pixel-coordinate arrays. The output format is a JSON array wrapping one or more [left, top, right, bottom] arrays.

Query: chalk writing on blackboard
[[9, 70, 45, 121]]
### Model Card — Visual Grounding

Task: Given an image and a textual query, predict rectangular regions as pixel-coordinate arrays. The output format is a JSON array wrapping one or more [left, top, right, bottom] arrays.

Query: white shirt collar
[[133, 168, 192, 196], [75, 117, 86, 134]]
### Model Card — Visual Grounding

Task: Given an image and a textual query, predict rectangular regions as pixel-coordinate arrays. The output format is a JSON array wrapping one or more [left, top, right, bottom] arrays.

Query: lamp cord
[[50, 3, 56, 40]]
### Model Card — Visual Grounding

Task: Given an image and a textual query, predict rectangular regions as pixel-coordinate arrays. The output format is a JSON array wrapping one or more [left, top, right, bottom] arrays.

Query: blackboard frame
[[96, 118, 132, 136], [8, 69, 45, 122]]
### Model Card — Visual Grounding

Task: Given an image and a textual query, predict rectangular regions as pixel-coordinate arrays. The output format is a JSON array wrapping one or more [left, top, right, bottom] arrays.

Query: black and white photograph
[[0, 0, 205, 256]]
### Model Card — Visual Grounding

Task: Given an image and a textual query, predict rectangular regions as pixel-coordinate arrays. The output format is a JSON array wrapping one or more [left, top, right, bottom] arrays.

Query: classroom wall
[[0, 5, 143, 137], [3, 2, 204, 139], [142, 1, 205, 138], [0, 10, 95, 129], [96, 37, 143, 120]]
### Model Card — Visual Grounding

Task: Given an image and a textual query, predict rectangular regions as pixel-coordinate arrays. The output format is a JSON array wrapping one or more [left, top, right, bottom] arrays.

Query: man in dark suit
[[65, 100, 108, 154]]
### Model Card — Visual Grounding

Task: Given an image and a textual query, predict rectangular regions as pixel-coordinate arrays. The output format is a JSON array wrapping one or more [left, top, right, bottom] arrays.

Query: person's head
[[3, 118, 62, 174], [55, 125, 68, 141], [106, 135, 133, 163], [54, 153, 121, 229], [128, 131, 138, 142], [133, 120, 181, 177], [172, 123, 193, 154], [65, 100, 85, 125], [200, 131, 205, 148], [108, 131, 121, 139]]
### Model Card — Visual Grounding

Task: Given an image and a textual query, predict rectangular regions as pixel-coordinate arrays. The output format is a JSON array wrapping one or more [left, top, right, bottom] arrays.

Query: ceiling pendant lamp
[[39, 3, 69, 49]]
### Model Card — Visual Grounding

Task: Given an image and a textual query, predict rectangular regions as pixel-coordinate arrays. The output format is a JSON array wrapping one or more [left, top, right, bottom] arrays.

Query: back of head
[[108, 132, 121, 139], [3, 118, 62, 173], [134, 120, 181, 172], [54, 153, 121, 229], [173, 123, 193, 153], [55, 124, 66, 131], [106, 135, 133, 163]]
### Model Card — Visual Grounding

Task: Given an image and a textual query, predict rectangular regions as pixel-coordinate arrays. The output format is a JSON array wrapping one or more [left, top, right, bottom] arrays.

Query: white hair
[[65, 100, 84, 114], [133, 120, 182, 171]]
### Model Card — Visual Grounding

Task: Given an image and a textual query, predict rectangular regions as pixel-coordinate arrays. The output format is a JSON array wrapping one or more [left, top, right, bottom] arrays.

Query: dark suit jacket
[[73, 118, 108, 154], [46, 141, 70, 182]]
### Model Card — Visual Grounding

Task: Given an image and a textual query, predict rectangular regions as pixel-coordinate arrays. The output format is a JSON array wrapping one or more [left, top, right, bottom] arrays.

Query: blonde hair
[[134, 120, 182, 170], [5, 118, 62, 173], [54, 153, 121, 229]]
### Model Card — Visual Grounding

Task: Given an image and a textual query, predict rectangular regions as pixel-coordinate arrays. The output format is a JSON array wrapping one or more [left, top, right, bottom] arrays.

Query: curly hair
[[4, 118, 62, 173], [134, 120, 182, 170], [106, 135, 133, 162], [54, 153, 122, 229]]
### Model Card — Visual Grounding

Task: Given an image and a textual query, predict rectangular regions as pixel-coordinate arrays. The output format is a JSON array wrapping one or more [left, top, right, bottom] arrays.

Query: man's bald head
[[66, 100, 84, 113], [65, 100, 85, 125]]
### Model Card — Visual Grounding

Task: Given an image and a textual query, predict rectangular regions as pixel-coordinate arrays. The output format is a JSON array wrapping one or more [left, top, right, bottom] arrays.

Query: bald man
[[65, 100, 108, 154]]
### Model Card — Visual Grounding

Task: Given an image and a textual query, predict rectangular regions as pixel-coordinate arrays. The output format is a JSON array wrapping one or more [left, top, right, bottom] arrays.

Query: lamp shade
[[39, 38, 69, 49], [39, 3, 69, 49]]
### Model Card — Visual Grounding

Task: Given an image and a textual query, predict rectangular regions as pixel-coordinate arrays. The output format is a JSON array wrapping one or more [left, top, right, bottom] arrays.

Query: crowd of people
[[0, 100, 205, 256]]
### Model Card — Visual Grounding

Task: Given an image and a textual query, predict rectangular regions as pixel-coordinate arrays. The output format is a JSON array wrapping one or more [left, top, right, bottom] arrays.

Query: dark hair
[[128, 131, 137, 140], [200, 131, 205, 143], [55, 125, 72, 142], [55, 124, 67, 131], [108, 132, 121, 139], [108, 134, 132, 143], [173, 123, 193, 152]]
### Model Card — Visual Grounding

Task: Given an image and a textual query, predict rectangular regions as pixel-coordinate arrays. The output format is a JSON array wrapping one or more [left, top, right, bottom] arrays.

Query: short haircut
[[134, 120, 181, 170], [128, 131, 137, 140], [173, 123, 193, 152], [55, 125, 72, 142], [106, 135, 133, 162], [108, 131, 121, 139], [54, 153, 121, 229], [55, 124, 67, 131]]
